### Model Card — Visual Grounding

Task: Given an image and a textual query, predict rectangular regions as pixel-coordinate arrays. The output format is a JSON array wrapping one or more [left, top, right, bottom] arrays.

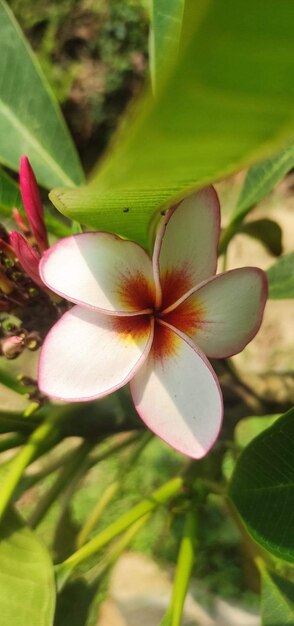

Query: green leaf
[[0, 0, 84, 188], [260, 567, 294, 626], [229, 408, 294, 563], [235, 415, 280, 449], [234, 144, 294, 222], [52, 0, 294, 246], [267, 252, 294, 299], [237, 219, 282, 256], [149, 0, 185, 93], [0, 508, 55, 626], [0, 167, 20, 214]]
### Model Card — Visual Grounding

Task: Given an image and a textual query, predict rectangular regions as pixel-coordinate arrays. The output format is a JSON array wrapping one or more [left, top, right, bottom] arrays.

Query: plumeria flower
[[38, 188, 267, 458], [10, 156, 49, 288]]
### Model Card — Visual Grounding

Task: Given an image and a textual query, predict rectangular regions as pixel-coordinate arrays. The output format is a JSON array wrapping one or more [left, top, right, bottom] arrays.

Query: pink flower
[[38, 188, 267, 458], [10, 156, 48, 287]]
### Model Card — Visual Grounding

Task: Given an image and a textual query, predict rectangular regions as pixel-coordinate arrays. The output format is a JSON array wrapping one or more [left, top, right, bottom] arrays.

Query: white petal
[[153, 188, 220, 309], [130, 322, 223, 459], [40, 233, 155, 315], [165, 268, 267, 358], [39, 307, 153, 401]]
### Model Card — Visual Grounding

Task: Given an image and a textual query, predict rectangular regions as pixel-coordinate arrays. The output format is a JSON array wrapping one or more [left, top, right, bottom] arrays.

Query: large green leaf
[[229, 408, 294, 563], [0, 508, 55, 626], [149, 0, 185, 92], [0, 167, 21, 214], [0, 1, 84, 189], [52, 0, 294, 246], [233, 144, 294, 222], [267, 252, 294, 299], [261, 567, 294, 626]]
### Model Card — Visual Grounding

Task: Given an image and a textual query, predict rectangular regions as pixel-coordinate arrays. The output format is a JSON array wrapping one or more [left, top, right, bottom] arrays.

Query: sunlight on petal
[[130, 322, 223, 458], [167, 268, 268, 358], [40, 233, 155, 315], [39, 307, 154, 401], [153, 187, 220, 309]]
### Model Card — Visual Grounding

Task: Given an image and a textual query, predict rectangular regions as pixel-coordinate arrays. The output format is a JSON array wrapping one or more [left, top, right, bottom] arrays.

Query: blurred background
[[2, 2, 294, 624]]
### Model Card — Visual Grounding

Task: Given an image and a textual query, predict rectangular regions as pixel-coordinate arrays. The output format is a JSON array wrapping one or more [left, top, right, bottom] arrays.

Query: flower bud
[[12, 208, 30, 237], [0, 237, 16, 261], [19, 156, 49, 253], [25, 331, 41, 351], [1, 335, 24, 359], [10, 232, 43, 288]]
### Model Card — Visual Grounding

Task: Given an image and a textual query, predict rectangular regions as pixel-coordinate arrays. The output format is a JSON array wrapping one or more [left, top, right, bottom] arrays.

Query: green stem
[[0, 410, 41, 435], [22, 432, 139, 496], [218, 221, 237, 255], [56, 476, 184, 586], [159, 510, 197, 626], [169, 510, 197, 626], [77, 480, 120, 548], [0, 368, 32, 395], [77, 431, 153, 547], [29, 440, 93, 528], [77, 432, 152, 547], [222, 249, 228, 272], [0, 432, 26, 452], [0, 410, 63, 520], [21, 447, 80, 492], [86, 514, 150, 584], [218, 210, 247, 256], [86, 431, 141, 470]]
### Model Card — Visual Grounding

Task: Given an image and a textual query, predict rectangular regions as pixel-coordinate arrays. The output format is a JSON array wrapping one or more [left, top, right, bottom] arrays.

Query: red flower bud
[[19, 156, 49, 252], [10, 231, 43, 287], [12, 208, 30, 237]]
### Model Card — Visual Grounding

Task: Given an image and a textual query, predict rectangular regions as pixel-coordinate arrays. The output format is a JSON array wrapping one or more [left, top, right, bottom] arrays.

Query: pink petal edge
[[152, 187, 221, 309], [38, 308, 155, 402], [163, 267, 268, 358], [130, 320, 223, 459], [39, 232, 155, 316]]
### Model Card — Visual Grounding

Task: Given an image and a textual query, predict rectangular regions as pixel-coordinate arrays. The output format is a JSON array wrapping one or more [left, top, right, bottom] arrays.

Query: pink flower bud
[[19, 156, 49, 252], [10, 231, 43, 287], [1, 335, 24, 359], [12, 208, 30, 237]]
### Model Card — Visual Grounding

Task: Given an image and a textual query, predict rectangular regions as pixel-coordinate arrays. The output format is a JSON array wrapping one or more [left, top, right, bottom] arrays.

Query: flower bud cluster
[[0, 157, 69, 361], [0, 227, 63, 360]]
